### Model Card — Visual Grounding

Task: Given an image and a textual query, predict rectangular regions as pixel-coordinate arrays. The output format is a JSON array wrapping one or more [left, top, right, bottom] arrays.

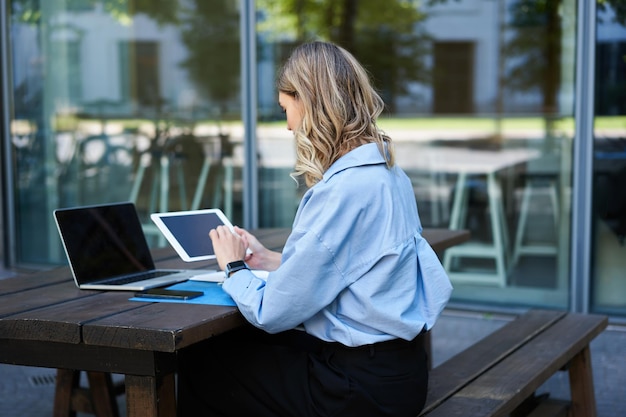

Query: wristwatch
[[225, 260, 249, 278]]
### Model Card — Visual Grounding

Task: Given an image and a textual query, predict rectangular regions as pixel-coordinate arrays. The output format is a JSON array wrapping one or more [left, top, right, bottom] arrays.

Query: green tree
[[505, 0, 561, 119], [11, 0, 179, 25], [504, 0, 626, 136], [257, 0, 431, 112], [178, 0, 240, 124]]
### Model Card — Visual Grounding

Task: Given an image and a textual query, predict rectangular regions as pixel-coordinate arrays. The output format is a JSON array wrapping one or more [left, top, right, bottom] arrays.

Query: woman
[[177, 41, 452, 417]]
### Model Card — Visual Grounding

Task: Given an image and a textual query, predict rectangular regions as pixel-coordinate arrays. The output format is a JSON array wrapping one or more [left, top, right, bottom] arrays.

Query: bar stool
[[511, 154, 560, 267], [512, 176, 559, 265]]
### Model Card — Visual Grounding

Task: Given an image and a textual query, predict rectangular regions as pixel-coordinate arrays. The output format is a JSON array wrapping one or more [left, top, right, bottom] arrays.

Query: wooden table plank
[[0, 280, 97, 319], [82, 302, 244, 352], [422, 228, 470, 254], [0, 291, 140, 343], [0, 266, 73, 296], [0, 338, 177, 375], [424, 313, 608, 417]]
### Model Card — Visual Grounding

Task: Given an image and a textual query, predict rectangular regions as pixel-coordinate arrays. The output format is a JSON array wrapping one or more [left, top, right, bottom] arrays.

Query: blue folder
[[130, 280, 236, 306]]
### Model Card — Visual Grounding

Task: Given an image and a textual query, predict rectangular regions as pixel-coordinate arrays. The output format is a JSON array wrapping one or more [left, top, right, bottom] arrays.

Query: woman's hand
[[209, 225, 248, 271], [233, 226, 282, 271]]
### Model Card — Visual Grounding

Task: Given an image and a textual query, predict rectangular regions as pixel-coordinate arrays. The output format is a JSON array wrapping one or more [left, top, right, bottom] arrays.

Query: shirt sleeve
[[221, 226, 347, 333]]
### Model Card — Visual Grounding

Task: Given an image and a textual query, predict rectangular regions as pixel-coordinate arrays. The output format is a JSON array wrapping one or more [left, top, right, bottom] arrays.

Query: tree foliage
[[257, 0, 431, 112], [11, 0, 179, 25], [178, 0, 240, 117]]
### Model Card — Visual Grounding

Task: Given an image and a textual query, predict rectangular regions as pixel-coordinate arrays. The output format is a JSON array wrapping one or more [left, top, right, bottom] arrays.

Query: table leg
[[567, 345, 598, 417], [125, 373, 176, 417], [86, 371, 120, 417], [443, 172, 468, 273], [448, 172, 467, 230], [487, 171, 508, 279], [191, 156, 213, 210], [53, 369, 79, 417]]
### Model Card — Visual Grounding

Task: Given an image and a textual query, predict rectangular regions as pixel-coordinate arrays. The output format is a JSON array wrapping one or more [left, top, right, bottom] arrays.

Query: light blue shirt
[[223, 143, 452, 346]]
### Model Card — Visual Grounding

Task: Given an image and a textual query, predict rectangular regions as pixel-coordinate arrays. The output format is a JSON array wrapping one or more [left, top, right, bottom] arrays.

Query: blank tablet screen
[[151, 209, 232, 261]]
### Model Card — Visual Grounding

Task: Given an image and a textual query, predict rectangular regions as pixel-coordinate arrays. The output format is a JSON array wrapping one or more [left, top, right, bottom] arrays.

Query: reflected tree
[[11, 0, 179, 25], [504, 0, 561, 139], [257, 0, 431, 113], [504, 0, 626, 138], [178, 0, 240, 127]]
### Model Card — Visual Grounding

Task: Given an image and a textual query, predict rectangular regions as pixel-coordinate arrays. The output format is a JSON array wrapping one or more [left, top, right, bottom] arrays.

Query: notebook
[[54, 202, 210, 291]]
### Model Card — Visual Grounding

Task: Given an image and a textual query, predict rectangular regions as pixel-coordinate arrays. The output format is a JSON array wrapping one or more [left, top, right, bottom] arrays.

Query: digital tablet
[[150, 209, 234, 262]]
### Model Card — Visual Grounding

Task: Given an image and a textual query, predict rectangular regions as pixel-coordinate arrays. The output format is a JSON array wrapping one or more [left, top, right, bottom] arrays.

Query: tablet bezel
[[150, 208, 234, 262]]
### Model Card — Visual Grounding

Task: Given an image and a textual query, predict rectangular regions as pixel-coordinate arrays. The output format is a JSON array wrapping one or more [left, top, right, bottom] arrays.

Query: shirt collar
[[322, 143, 386, 182]]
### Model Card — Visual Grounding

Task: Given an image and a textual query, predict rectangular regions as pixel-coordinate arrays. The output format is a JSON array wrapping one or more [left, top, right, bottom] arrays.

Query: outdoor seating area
[[1, 2, 624, 416], [398, 138, 566, 290], [49, 309, 609, 417], [1, 307, 617, 417], [2, 122, 612, 417], [0, 228, 615, 417]]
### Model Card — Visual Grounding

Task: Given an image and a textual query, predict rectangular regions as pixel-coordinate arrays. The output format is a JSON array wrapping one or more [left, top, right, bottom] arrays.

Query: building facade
[[1, 0, 625, 320]]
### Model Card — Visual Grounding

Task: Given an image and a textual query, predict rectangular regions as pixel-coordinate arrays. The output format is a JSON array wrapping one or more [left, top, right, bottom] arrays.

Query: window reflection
[[9, 0, 242, 263], [256, 0, 577, 308], [6, 0, 625, 317]]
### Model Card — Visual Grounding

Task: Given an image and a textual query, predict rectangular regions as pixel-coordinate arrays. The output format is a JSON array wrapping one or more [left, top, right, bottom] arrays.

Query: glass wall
[[3, 0, 626, 318], [7, 0, 243, 265], [255, 0, 576, 309], [591, 3, 626, 316]]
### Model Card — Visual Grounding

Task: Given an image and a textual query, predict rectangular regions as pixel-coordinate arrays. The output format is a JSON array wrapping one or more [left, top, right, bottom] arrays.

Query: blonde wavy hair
[[276, 41, 395, 187]]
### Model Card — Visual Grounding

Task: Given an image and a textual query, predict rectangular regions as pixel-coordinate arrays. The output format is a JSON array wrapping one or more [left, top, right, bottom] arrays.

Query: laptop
[[54, 202, 210, 291]]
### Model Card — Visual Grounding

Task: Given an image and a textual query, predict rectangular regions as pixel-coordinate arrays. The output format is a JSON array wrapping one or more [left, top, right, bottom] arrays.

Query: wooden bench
[[53, 309, 606, 417], [420, 309, 608, 417]]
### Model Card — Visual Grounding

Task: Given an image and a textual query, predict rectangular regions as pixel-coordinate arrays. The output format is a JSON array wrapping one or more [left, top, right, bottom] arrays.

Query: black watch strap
[[225, 260, 249, 278]]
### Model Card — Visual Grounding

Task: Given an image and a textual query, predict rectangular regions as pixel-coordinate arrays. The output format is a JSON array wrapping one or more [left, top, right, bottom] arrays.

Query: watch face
[[228, 260, 246, 269], [226, 260, 248, 277]]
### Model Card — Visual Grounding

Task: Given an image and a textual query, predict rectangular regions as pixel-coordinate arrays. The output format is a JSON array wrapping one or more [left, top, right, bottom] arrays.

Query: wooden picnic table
[[0, 227, 469, 417]]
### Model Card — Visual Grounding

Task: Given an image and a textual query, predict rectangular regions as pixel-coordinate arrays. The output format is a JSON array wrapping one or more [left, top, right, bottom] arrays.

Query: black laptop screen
[[54, 203, 155, 283]]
